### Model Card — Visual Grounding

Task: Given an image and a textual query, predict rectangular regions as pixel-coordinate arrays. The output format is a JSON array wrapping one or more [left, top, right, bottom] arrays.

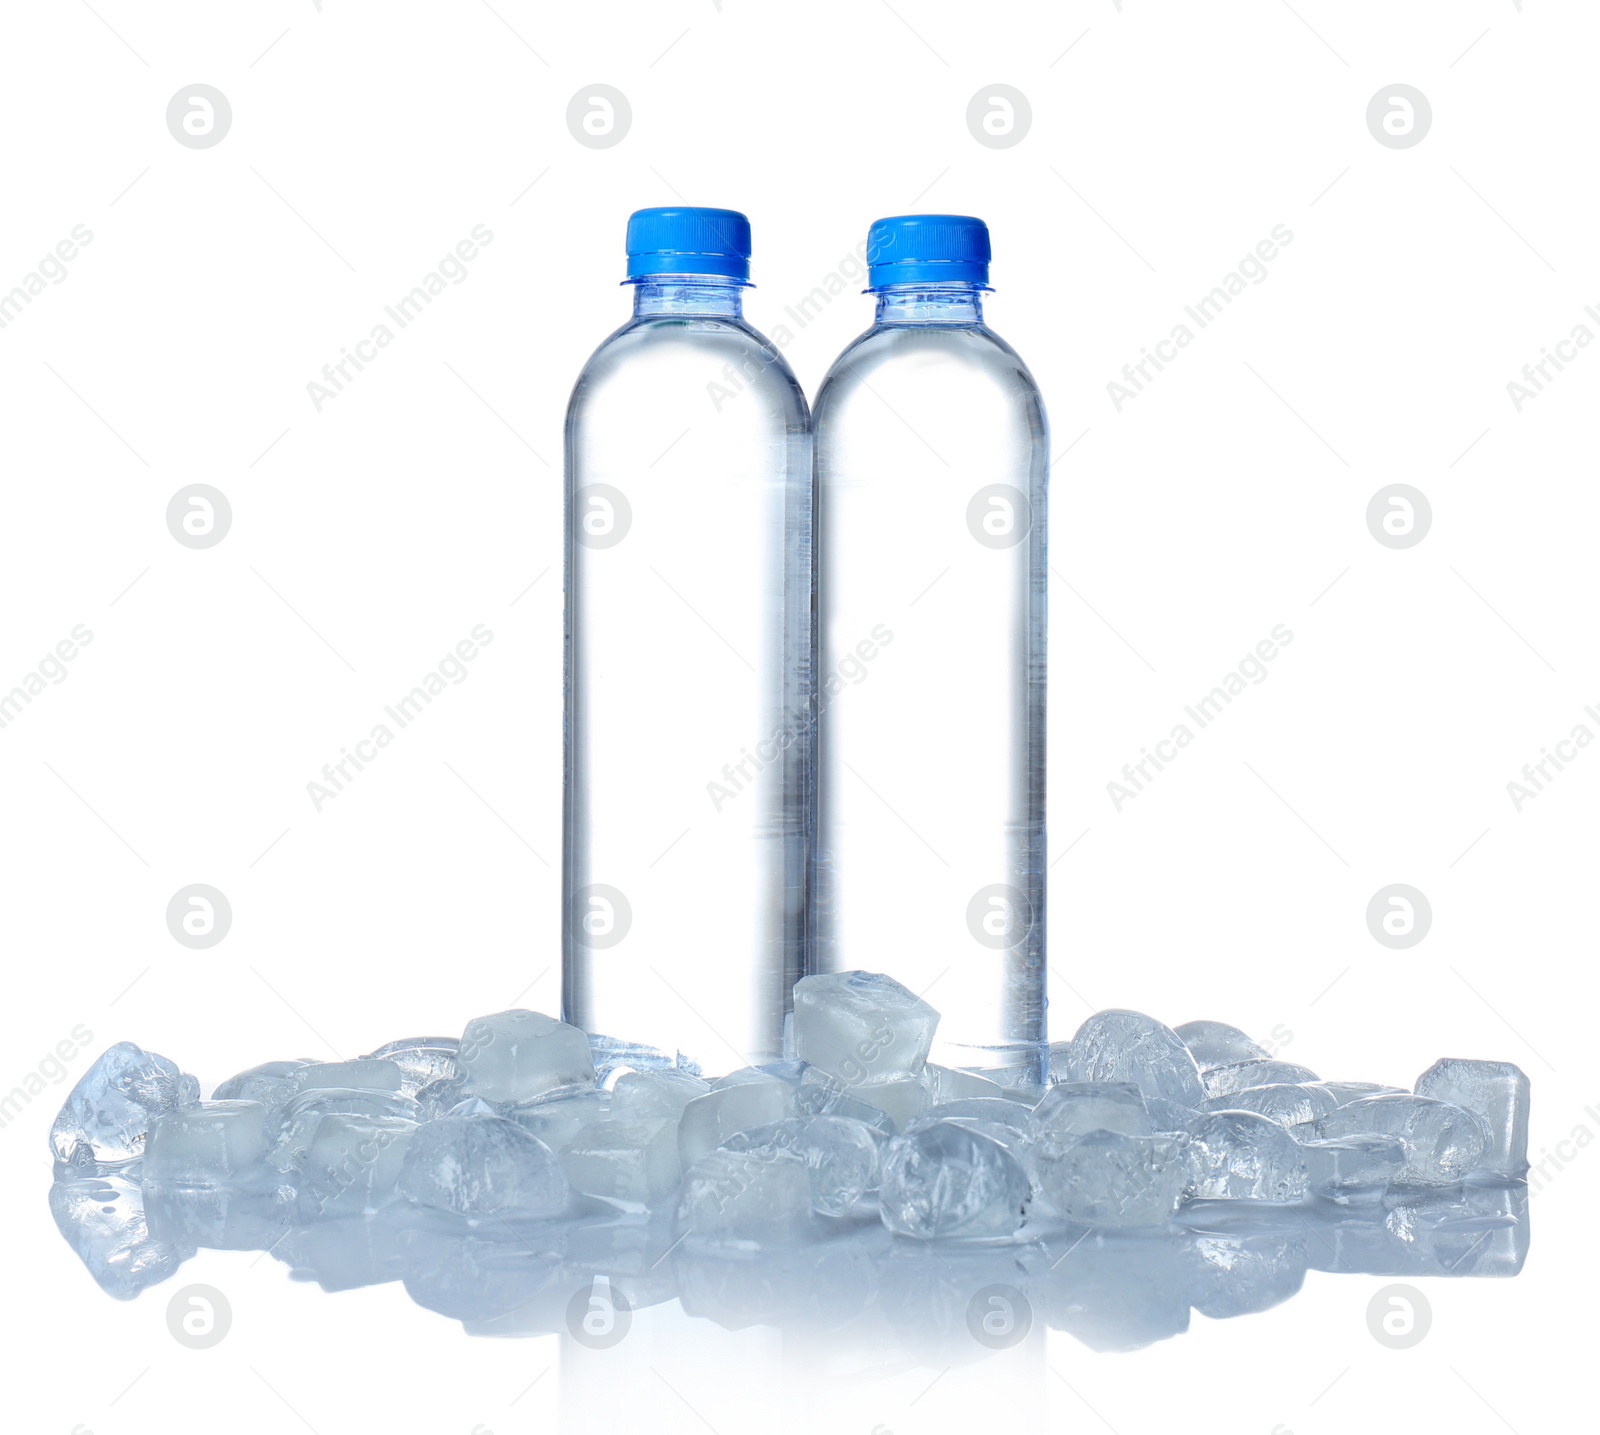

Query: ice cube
[[359, 1037, 461, 1097], [1299, 1133, 1406, 1202], [678, 1076, 792, 1165], [1033, 1081, 1151, 1140], [913, 1111, 1038, 1197], [50, 1174, 193, 1299], [295, 1113, 416, 1219], [269, 1088, 421, 1174], [923, 1098, 1034, 1143], [713, 1061, 805, 1089], [1202, 1059, 1320, 1100], [143, 1100, 275, 1187], [1037, 1130, 1187, 1228], [1414, 1058, 1530, 1180], [1174, 1020, 1268, 1072], [50, 1041, 200, 1168], [791, 970, 938, 1085], [678, 1149, 818, 1245], [794, 1114, 884, 1214], [922, 1064, 1031, 1105], [724, 1115, 884, 1217], [414, 1075, 470, 1121], [732, 1049, 812, 1087], [609, 1069, 712, 1122], [1189, 1111, 1309, 1201], [1145, 1097, 1203, 1135], [586, 1033, 703, 1087], [1313, 1094, 1488, 1187], [1318, 1080, 1406, 1106], [789, 1076, 897, 1135], [292, 1058, 405, 1094], [560, 1118, 680, 1206], [505, 1090, 610, 1151], [1200, 1083, 1338, 1129], [796, 1067, 930, 1132], [1053, 1010, 1206, 1109], [397, 1111, 569, 1218], [211, 1059, 311, 1108], [879, 1120, 1031, 1240], [458, 1009, 596, 1104]]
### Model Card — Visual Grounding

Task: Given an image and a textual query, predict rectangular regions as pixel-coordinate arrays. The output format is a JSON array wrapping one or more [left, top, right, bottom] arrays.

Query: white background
[[2, 2, 1593, 1431]]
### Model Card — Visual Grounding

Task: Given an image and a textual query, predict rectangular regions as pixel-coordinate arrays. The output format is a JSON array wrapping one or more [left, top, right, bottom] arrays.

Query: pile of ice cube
[[49, 970, 1529, 1300]]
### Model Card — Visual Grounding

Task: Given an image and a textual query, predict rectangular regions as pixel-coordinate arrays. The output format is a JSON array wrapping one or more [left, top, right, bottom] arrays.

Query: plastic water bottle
[[563, 208, 812, 1070], [811, 215, 1048, 1083]]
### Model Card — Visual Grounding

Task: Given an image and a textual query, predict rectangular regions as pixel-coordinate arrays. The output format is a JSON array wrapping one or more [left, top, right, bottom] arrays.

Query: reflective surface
[[52, 1168, 1526, 1358]]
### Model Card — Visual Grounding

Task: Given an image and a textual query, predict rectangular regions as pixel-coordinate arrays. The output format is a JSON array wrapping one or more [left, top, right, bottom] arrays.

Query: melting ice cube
[[678, 1077, 791, 1166], [1053, 1011, 1205, 1109], [1188, 1111, 1309, 1202], [1299, 1133, 1407, 1203], [458, 1010, 595, 1104], [1313, 1095, 1488, 1188], [397, 1111, 569, 1219], [143, 1100, 276, 1188], [795, 1067, 930, 1132], [1037, 1130, 1188, 1228], [50, 1041, 199, 1169], [1415, 1058, 1530, 1180], [1199, 1083, 1338, 1130], [211, 1059, 312, 1108], [292, 1059, 405, 1094], [1174, 1020, 1268, 1073], [1201, 1059, 1320, 1100], [1034, 1081, 1152, 1141], [678, 1149, 818, 1245], [560, 1118, 681, 1207], [609, 1069, 711, 1122], [360, 1037, 462, 1097], [724, 1115, 884, 1217], [878, 1119, 1030, 1240], [791, 971, 938, 1086], [296, 1113, 417, 1220]]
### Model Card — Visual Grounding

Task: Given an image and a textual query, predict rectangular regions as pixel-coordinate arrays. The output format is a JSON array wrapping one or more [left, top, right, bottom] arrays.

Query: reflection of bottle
[[811, 215, 1049, 1083], [563, 208, 812, 1069]]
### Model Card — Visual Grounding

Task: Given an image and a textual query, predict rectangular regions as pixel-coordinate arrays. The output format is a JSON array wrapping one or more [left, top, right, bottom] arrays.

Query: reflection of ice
[[49, 1174, 192, 1300], [50, 1169, 1528, 1355]]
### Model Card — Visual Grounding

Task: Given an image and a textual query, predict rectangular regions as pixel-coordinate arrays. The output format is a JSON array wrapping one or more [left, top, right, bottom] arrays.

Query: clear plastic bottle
[[563, 208, 812, 1071], [811, 215, 1048, 1083]]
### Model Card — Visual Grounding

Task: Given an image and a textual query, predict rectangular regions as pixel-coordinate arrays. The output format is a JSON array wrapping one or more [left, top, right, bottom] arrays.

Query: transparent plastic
[[811, 282, 1048, 1083], [563, 277, 812, 1071]]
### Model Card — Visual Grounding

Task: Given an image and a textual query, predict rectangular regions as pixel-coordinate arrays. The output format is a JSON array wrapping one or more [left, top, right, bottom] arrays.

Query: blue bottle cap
[[625, 207, 751, 281], [866, 214, 991, 288]]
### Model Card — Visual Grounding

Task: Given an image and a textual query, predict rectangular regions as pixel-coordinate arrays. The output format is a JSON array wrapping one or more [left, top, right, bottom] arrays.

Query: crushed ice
[[48, 971, 1530, 1351]]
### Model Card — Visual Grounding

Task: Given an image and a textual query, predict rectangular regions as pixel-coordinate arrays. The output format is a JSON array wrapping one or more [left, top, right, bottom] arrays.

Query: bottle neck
[[631, 275, 745, 319], [873, 282, 985, 325]]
